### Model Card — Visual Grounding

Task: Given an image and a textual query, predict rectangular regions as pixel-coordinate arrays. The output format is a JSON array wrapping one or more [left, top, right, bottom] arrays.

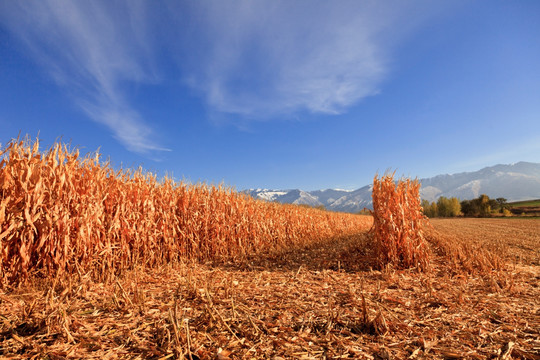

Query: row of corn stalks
[[0, 137, 372, 285], [371, 173, 430, 271], [371, 173, 504, 273]]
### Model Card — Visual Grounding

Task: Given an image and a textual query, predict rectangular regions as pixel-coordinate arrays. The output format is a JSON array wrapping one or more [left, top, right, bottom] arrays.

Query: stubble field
[[1, 218, 538, 359]]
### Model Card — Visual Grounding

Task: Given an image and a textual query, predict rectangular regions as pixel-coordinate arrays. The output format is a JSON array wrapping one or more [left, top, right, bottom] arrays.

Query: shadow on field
[[216, 233, 378, 273]]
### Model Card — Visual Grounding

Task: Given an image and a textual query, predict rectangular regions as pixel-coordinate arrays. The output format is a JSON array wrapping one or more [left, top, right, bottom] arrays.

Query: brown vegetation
[[0, 137, 538, 359], [371, 174, 430, 271], [1, 220, 538, 359], [428, 218, 540, 267], [0, 137, 370, 286]]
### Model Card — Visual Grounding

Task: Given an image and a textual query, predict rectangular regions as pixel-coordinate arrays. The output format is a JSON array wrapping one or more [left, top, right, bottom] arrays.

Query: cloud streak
[[0, 0, 168, 153], [1, 0, 441, 147], [172, 1, 427, 118]]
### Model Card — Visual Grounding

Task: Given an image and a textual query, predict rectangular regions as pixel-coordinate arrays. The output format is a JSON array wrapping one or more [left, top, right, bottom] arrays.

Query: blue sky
[[1, 1, 539, 191]]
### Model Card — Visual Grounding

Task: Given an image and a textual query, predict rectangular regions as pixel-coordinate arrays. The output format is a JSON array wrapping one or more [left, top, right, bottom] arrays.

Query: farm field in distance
[[509, 200, 540, 207], [1, 218, 538, 359], [507, 199, 540, 217]]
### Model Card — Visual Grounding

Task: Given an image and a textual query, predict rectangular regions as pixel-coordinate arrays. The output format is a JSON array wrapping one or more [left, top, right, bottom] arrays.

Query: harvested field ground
[[1, 219, 539, 359], [429, 218, 540, 266]]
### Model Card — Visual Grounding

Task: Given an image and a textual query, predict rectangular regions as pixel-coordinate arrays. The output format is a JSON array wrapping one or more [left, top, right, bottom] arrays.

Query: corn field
[[371, 173, 430, 270], [0, 137, 371, 285]]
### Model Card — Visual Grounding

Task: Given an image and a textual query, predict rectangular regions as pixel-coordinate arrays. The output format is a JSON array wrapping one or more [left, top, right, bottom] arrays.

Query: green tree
[[435, 196, 461, 217], [431, 202, 439, 217], [448, 197, 461, 216], [421, 199, 438, 218], [421, 200, 431, 217], [462, 194, 494, 217], [437, 197, 450, 217], [461, 198, 480, 217], [479, 194, 491, 217], [461, 199, 472, 216], [496, 197, 508, 213]]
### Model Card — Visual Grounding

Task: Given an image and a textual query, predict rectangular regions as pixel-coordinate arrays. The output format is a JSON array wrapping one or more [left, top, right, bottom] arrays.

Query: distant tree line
[[421, 197, 461, 217], [421, 195, 509, 218], [460, 195, 509, 217]]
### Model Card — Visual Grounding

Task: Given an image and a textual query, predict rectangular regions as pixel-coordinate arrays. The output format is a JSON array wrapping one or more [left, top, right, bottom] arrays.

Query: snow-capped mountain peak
[[244, 162, 540, 212]]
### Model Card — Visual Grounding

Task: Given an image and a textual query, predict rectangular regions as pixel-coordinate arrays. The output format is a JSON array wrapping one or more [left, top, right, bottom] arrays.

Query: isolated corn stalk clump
[[0, 136, 372, 286], [371, 173, 430, 270]]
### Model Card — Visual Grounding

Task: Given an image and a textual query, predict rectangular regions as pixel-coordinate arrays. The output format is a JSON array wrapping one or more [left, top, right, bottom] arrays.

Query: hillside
[[246, 162, 540, 212], [420, 162, 540, 202]]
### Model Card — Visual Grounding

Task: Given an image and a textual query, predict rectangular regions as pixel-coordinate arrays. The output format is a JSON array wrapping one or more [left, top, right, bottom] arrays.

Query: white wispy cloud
[[0, 0, 168, 153], [171, 1, 434, 118], [1, 0, 443, 144]]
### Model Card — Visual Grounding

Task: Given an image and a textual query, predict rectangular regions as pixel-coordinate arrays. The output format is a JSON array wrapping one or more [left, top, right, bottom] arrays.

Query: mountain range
[[245, 162, 540, 213]]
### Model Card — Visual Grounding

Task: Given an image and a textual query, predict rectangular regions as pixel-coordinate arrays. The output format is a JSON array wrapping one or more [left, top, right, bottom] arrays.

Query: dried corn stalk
[[371, 173, 430, 270], [0, 136, 372, 285]]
